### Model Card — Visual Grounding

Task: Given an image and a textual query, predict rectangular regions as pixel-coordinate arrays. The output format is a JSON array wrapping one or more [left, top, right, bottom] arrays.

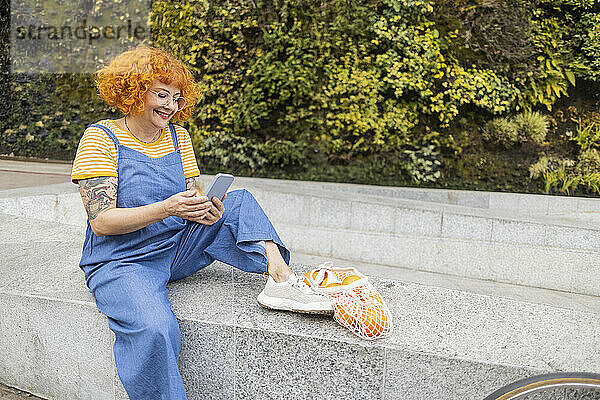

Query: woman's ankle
[[265, 240, 292, 282], [268, 265, 292, 283]]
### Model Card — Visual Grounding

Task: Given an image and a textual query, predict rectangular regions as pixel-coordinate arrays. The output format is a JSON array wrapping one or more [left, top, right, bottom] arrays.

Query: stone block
[[447, 190, 489, 209], [0, 214, 84, 246], [384, 349, 534, 400], [547, 195, 579, 215], [441, 214, 493, 241], [0, 241, 87, 298], [395, 208, 442, 237], [545, 225, 600, 252], [234, 328, 385, 400], [55, 193, 86, 226], [277, 225, 333, 258], [381, 280, 600, 372], [0, 293, 114, 400], [15, 195, 58, 221], [403, 188, 449, 205], [168, 264, 235, 325], [491, 219, 546, 246], [178, 321, 235, 400], [309, 197, 353, 230], [252, 190, 311, 227], [433, 239, 589, 295], [576, 198, 600, 213], [488, 192, 548, 214], [433, 238, 494, 279], [2, 255, 600, 400], [568, 258, 600, 298], [0, 197, 18, 215], [332, 230, 424, 268], [350, 201, 396, 233]]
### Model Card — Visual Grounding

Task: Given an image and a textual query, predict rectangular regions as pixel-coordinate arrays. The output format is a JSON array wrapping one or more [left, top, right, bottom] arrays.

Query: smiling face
[[139, 79, 182, 130]]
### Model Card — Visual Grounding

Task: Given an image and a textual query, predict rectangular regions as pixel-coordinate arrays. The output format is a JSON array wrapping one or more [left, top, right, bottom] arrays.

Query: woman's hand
[[196, 194, 226, 225], [196, 195, 227, 225], [162, 190, 213, 221]]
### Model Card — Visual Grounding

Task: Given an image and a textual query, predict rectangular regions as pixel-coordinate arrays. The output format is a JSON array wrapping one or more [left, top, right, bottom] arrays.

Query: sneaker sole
[[257, 293, 334, 315]]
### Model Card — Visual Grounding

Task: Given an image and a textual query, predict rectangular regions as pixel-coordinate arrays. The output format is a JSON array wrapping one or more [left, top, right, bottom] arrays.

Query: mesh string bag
[[303, 262, 393, 340]]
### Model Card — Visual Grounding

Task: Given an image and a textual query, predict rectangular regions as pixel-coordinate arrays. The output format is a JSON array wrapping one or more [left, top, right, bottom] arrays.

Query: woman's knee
[[224, 188, 250, 202], [110, 304, 181, 349], [138, 309, 180, 341], [223, 189, 255, 212]]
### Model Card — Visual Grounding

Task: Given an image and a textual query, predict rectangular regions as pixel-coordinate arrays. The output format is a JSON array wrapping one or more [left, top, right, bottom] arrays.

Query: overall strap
[[89, 123, 120, 147], [168, 123, 180, 153]]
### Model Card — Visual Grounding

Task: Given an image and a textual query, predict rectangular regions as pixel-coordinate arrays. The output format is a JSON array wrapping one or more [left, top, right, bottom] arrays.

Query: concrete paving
[[0, 158, 72, 191]]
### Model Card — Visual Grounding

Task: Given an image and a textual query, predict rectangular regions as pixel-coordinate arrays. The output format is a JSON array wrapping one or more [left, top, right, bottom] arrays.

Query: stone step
[[1, 230, 599, 399], [0, 207, 599, 399], [2, 180, 600, 296], [291, 252, 600, 316], [277, 223, 600, 297], [239, 176, 600, 215], [0, 213, 598, 316]]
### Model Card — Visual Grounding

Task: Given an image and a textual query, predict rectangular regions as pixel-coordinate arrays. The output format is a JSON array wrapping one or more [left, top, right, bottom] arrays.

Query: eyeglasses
[[148, 89, 188, 111]]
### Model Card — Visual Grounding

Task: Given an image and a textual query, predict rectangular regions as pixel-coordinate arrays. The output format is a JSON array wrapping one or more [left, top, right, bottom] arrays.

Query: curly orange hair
[[95, 45, 198, 122]]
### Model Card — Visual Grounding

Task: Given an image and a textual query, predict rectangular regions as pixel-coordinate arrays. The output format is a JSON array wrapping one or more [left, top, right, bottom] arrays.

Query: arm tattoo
[[78, 176, 118, 220], [186, 177, 201, 193], [185, 177, 196, 191]]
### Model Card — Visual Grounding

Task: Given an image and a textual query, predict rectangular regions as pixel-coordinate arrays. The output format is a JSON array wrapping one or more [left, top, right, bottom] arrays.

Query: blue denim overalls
[[79, 122, 290, 399]]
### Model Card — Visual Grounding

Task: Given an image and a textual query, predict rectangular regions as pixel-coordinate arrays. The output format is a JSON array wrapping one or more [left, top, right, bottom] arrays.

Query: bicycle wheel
[[483, 372, 600, 400]]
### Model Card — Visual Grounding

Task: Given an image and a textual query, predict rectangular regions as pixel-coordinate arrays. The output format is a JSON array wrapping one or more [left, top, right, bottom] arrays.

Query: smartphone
[[204, 173, 234, 202]]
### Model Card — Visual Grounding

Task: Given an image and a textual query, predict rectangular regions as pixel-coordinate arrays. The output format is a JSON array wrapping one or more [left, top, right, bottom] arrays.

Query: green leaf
[[565, 70, 576, 86]]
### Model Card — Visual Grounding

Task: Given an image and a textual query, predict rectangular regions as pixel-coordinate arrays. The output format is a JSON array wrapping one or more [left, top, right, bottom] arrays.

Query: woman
[[71, 45, 332, 400]]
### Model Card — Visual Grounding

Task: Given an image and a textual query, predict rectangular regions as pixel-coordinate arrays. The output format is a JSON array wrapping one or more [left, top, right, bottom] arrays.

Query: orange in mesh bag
[[304, 262, 392, 340]]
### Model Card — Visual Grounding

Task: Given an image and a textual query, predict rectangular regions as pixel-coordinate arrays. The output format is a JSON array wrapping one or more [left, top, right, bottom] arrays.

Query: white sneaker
[[257, 273, 334, 315]]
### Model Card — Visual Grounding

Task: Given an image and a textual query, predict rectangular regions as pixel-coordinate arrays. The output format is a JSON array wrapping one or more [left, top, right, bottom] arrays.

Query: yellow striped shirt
[[71, 119, 200, 183]]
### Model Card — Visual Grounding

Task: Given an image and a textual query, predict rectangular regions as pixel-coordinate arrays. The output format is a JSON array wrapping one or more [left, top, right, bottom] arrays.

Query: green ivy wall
[[2, 0, 599, 194]]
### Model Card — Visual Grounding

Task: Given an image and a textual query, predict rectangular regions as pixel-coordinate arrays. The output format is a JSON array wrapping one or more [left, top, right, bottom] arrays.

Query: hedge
[[2, 0, 600, 194]]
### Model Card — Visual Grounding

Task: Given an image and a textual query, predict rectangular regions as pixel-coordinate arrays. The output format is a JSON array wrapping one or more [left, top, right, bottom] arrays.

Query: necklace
[[124, 115, 160, 144]]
